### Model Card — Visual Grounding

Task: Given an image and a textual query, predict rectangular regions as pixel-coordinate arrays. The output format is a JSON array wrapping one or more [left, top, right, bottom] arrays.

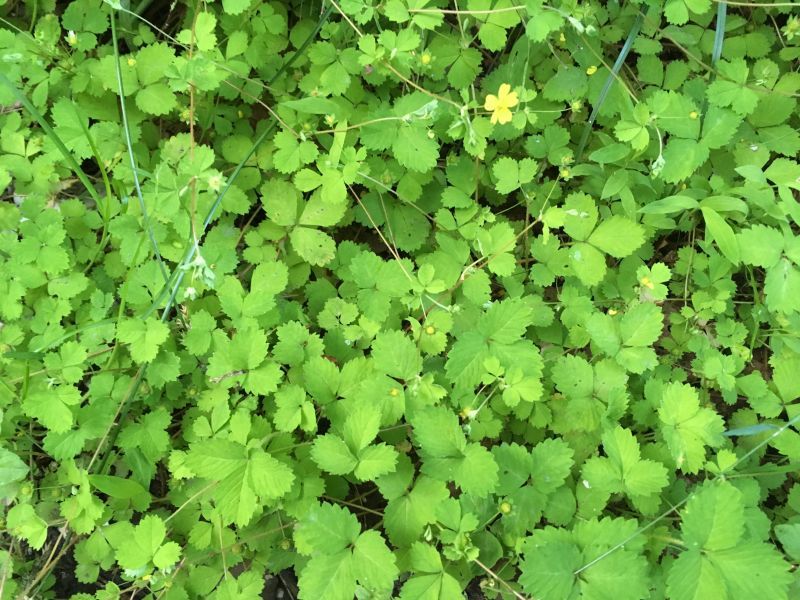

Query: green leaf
[[23, 385, 81, 433], [0, 448, 29, 495], [7, 504, 48, 550], [620, 303, 663, 347], [680, 482, 744, 551], [114, 515, 180, 571], [764, 259, 800, 315], [117, 318, 169, 363], [295, 503, 360, 555], [352, 530, 399, 593], [312, 434, 359, 475], [562, 193, 598, 242], [384, 476, 449, 546], [247, 449, 295, 500], [658, 383, 725, 473], [354, 444, 398, 481], [569, 242, 607, 287], [371, 330, 422, 380], [737, 225, 783, 268], [587, 216, 645, 258], [707, 59, 759, 116], [393, 124, 438, 173], [668, 482, 793, 600], [135, 83, 177, 116], [290, 226, 337, 266], [701, 207, 740, 265], [297, 552, 355, 600], [222, 0, 251, 14], [492, 157, 537, 194], [186, 440, 293, 526]]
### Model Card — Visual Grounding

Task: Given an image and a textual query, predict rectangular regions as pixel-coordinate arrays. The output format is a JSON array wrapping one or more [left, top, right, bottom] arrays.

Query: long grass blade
[[95, 4, 335, 475], [575, 12, 644, 160], [711, 1, 727, 66], [110, 12, 169, 283], [0, 73, 102, 206], [142, 5, 334, 319]]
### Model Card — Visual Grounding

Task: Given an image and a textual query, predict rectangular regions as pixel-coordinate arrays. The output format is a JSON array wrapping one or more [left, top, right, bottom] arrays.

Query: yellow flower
[[484, 83, 519, 125], [586, 65, 598, 76], [640, 276, 654, 290], [689, 111, 698, 120], [421, 52, 431, 65]]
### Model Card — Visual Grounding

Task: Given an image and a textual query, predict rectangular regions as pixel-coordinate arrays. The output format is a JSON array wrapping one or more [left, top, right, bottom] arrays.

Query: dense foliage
[[2, 0, 800, 598]]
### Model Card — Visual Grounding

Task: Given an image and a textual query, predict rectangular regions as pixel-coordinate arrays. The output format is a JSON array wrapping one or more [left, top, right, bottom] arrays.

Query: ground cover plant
[[1, 0, 800, 598]]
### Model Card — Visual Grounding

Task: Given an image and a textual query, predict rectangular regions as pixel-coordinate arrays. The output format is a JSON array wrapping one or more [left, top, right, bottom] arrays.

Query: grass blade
[[711, 1, 727, 66], [0, 73, 102, 207], [575, 12, 644, 160], [110, 11, 169, 283]]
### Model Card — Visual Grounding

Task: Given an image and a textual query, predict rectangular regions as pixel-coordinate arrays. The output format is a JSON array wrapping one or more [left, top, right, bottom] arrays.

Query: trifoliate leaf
[[492, 157, 537, 194], [384, 476, 449, 546], [354, 443, 398, 480], [658, 383, 725, 473], [117, 317, 169, 363], [312, 434, 359, 475]]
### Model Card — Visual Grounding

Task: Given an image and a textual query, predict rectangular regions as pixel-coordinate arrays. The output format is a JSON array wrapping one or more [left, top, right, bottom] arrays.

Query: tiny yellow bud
[[559, 32, 566, 43], [390, 388, 400, 397], [608, 308, 618, 316], [560, 168, 571, 179], [207, 174, 222, 192], [127, 57, 136, 67], [421, 52, 431, 65], [640, 276, 655, 290], [689, 111, 698, 119], [425, 325, 436, 335], [586, 65, 598, 76], [499, 501, 512, 514], [237, 110, 244, 118]]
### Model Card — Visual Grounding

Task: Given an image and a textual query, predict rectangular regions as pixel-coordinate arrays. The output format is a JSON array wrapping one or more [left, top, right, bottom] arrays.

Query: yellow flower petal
[[504, 91, 519, 108], [495, 107, 513, 125], [484, 94, 498, 111], [497, 83, 512, 100]]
